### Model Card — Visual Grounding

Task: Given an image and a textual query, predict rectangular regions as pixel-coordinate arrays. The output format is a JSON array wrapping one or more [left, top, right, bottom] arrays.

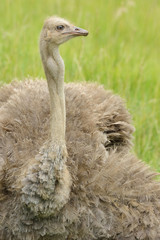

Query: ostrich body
[[0, 17, 160, 240]]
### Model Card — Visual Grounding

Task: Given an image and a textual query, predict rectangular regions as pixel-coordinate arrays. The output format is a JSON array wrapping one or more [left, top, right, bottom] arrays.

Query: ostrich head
[[39, 16, 89, 144], [41, 16, 88, 45]]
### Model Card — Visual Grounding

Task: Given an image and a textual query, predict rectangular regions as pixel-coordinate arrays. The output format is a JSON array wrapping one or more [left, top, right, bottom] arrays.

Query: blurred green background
[[0, 0, 159, 170]]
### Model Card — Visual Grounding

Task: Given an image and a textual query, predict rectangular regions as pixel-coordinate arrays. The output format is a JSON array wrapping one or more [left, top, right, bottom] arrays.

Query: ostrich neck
[[42, 42, 66, 144], [21, 41, 71, 218]]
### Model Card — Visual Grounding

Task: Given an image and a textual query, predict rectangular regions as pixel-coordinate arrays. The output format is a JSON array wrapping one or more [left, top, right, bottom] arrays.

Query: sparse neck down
[[40, 39, 66, 145]]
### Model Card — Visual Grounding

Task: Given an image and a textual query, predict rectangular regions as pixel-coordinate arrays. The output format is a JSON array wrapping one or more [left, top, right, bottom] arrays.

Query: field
[[0, 0, 159, 171]]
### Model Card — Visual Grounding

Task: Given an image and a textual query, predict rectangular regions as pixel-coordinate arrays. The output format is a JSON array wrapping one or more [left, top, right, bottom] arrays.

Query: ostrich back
[[0, 80, 160, 240]]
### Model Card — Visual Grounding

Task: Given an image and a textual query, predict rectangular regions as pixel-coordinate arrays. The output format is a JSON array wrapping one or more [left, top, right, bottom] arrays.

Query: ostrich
[[0, 16, 160, 240]]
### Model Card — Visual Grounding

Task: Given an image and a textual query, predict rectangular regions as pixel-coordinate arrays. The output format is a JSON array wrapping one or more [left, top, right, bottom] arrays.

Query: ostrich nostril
[[75, 28, 79, 31]]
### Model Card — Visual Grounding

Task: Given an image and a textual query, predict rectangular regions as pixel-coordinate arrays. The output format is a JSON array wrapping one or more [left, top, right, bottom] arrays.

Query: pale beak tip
[[84, 31, 89, 36]]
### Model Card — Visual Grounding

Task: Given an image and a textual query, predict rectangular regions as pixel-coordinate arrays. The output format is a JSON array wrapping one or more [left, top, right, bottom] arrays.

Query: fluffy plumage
[[0, 79, 160, 239]]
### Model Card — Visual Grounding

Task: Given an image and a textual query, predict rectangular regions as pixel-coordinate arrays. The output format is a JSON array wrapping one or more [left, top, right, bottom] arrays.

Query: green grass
[[0, 0, 159, 171]]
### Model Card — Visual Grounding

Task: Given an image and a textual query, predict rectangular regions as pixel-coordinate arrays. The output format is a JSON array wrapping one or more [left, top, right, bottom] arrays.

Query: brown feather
[[0, 79, 160, 239]]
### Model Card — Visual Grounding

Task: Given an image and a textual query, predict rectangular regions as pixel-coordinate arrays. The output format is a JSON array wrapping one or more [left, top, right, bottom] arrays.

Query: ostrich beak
[[63, 26, 89, 37], [72, 26, 89, 36]]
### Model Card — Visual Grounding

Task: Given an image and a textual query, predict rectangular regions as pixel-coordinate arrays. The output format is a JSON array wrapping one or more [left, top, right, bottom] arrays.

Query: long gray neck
[[21, 39, 71, 218], [40, 40, 65, 144]]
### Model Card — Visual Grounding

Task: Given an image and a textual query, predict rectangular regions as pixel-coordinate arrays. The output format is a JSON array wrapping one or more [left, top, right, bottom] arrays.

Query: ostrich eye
[[56, 25, 64, 30]]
